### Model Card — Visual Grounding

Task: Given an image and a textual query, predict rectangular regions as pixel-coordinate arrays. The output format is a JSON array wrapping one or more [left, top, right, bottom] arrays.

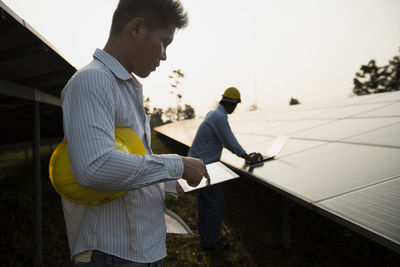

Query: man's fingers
[[204, 169, 210, 179], [204, 170, 210, 186], [176, 182, 184, 194], [187, 181, 197, 187], [181, 156, 213, 187]]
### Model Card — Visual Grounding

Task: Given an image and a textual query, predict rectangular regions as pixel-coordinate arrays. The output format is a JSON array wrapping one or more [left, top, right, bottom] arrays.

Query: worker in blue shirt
[[188, 87, 260, 250]]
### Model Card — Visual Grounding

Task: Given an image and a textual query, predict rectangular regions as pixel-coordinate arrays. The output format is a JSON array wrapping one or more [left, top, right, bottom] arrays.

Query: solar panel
[[311, 103, 389, 119], [294, 117, 400, 141], [255, 120, 332, 136], [156, 119, 201, 147], [154, 91, 400, 252], [234, 133, 275, 147], [359, 90, 400, 103], [354, 102, 400, 118], [235, 143, 400, 202], [343, 122, 400, 147], [231, 121, 288, 135], [317, 177, 400, 251]]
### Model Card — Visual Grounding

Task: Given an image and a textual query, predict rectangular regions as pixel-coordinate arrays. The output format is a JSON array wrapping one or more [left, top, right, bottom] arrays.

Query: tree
[[289, 97, 300, 105], [169, 69, 185, 120], [164, 104, 195, 123], [164, 106, 177, 123], [182, 104, 195, 120], [143, 96, 151, 114], [142, 92, 196, 129], [143, 69, 196, 125], [149, 107, 164, 129], [387, 51, 400, 91], [353, 48, 400, 95], [143, 97, 165, 128], [165, 69, 196, 122]]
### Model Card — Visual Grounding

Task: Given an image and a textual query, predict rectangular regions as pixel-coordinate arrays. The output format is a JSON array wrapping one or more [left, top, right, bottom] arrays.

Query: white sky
[[3, 0, 400, 116]]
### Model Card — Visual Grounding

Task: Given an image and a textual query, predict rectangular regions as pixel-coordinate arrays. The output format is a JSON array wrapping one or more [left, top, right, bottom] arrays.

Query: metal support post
[[33, 101, 42, 266]]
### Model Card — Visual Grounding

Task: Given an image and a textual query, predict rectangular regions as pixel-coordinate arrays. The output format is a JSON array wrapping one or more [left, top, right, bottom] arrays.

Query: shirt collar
[[93, 49, 135, 81], [217, 104, 227, 116]]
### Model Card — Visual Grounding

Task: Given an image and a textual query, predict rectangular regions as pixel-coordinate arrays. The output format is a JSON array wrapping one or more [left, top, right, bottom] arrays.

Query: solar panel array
[[0, 0, 76, 145], [155, 91, 400, 253]]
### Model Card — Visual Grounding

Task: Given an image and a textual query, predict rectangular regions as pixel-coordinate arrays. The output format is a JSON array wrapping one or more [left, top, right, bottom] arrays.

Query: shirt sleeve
[[62, 68, 184, 192], [211, 113, 246, 157], [164, 181, 178, 193]]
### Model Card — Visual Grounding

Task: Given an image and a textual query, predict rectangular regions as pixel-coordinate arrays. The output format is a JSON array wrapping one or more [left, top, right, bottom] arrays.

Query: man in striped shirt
[[61, 0, 208, 266]]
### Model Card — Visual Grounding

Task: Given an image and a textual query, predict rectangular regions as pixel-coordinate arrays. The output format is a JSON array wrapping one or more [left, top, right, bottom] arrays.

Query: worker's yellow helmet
[[48, 128, 147, 206], [222, 87, 241, 103]]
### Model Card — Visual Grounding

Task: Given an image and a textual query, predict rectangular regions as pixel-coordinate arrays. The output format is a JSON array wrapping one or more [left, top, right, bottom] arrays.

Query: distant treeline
[[144, 98, 195, 129], [353, 47, 400, 95]]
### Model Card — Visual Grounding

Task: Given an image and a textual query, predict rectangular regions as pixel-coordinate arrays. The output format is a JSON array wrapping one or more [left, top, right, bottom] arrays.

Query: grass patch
[[1, 131, 399, 266], [0, 159, 69, 267]]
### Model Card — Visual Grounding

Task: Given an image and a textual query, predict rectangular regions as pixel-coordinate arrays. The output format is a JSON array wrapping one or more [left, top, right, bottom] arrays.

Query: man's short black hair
[[110, 0, 189, 36]]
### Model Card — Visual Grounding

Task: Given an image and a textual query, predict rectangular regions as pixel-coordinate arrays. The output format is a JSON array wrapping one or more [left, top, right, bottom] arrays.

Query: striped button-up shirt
[[61, 49, 184, 263], [188, 104, 246, 164]]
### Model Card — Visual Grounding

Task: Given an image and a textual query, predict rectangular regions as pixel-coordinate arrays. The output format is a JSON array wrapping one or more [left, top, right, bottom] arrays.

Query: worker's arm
[[211, 113, 247, 157], [62, 69, 203, 191]]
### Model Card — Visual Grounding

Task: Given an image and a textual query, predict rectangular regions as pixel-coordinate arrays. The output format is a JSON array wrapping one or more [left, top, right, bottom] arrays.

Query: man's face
[[133, 24, 175, 78]]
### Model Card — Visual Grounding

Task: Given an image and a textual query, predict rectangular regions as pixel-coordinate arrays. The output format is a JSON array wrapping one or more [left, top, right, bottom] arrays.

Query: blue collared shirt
[[188, 104, 246, 164], [61, 49, 183, 263]]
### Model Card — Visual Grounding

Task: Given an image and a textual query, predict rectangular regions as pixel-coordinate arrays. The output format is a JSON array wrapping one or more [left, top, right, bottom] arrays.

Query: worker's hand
[[245, 152, 262, 165], [176, 182, 184, 194], [181, 156, 210, 187]]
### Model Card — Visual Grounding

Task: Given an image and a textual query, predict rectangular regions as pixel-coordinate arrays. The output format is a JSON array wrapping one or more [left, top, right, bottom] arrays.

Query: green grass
[[1, 132, 400, 266]]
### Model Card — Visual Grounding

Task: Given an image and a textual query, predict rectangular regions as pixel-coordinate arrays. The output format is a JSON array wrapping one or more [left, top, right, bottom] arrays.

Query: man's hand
[[245, 152, 262, 165], [176, 182, 184, 194], [181, 156, 210, 187]]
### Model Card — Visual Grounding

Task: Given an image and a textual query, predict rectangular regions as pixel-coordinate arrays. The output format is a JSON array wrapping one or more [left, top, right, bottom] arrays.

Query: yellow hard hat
[[222, 87, 241, 103], [48, 128, 147, 206]]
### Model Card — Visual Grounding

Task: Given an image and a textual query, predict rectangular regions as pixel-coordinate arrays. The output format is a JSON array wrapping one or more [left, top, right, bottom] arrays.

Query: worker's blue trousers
[[197, 183, 224, 248]]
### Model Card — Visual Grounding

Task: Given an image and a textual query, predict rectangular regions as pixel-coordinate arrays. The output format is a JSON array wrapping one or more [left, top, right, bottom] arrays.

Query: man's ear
[[127, 17, 146, 39]]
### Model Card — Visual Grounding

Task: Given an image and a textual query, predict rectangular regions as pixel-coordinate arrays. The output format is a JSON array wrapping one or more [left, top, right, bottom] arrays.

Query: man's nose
[[160, 50, 167, 61]]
